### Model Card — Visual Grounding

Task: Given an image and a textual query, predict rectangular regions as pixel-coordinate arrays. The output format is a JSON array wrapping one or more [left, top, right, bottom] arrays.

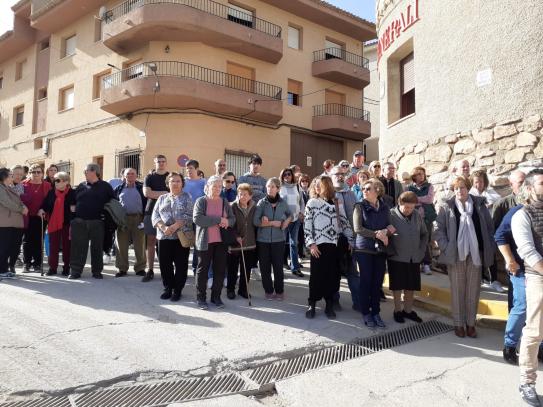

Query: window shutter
[[401, 53, 415, 94], [288, 26, 300, 49]]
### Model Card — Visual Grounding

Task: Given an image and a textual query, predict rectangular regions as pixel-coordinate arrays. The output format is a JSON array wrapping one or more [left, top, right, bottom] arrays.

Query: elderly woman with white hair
[[193, 175, 236, 310]]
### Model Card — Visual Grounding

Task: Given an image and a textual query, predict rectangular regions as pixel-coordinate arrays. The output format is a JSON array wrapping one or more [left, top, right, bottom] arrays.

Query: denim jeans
[[355, 252, 386, 316], [284, 220, 301, 271]]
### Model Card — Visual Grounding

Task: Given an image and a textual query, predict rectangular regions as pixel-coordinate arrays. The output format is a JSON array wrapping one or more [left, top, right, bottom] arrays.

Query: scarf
[[267, 194, 279, 204], [49, 188, 68, 233], [455, 196, 481, 266]]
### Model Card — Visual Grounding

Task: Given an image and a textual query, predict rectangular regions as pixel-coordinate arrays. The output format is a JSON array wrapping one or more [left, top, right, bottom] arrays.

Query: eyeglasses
[[31, 171, 42, 174], [224, 180, 234, 184], [373, 165, 381, 168], [362, 187, 373, 192], [54, 179, 66, 183], [341, 164, 350, 167]]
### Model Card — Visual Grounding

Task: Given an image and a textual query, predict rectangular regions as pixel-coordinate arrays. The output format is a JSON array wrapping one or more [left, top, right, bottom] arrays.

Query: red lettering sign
[[377, 0, 420, 64]]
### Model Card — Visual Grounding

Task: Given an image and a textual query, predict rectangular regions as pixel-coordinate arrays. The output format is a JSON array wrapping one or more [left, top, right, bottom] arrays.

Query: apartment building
[[0, 0, 375, 179]]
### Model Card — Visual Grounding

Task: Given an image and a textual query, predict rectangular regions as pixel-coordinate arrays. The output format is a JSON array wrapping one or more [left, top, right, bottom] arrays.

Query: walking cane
[[40, 215, 45, 276], [239, 242, 252, 306]]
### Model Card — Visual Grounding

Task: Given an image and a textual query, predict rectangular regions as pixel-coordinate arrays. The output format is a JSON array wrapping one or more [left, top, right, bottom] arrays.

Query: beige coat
[[0, 184, 25, 228]]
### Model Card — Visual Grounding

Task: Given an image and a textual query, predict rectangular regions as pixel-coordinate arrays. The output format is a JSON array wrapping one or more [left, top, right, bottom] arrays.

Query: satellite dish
[[98, 6, 107, 20]]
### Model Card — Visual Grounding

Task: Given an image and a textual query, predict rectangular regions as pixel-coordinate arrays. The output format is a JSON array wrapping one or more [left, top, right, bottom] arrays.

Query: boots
[[305, 301, 316, 319], [325, 300, 336, 319]]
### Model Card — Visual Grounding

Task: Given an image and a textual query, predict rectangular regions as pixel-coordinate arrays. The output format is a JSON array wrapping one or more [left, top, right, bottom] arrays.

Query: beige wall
[[362, 42, 379, 161], [377, 0, 543, 158], [0, 0, 371, 175]]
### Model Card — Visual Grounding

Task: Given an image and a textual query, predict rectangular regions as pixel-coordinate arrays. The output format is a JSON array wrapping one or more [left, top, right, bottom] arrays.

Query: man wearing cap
[[347, 151, 368, 188]]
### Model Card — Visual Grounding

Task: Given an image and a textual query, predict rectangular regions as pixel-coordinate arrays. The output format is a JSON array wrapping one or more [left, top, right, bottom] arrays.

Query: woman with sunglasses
[[39, 172, 76, 276], [220, 171, 237, 203], [352, 170, 371, 202], [279, 168, 305, 278], [353, 179, 395, 328], [368, 161, 382, 179], [21, 164, 52, 273]]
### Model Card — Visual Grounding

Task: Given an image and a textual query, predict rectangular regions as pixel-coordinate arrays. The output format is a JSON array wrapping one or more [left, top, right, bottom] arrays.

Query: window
[[94, 17, 104, 42], [116, 149, 142, 178], [123, 60, 143, 81], [59, 85, 75, 111], [287, 79, 302, 106], [225, 150, 254, 178], [92, 69, 112, 100], [227, 3, 253, 28], [13, 105, 24, 127], [34, 138, 43, 150], [62, 35, 76, 58], [37, 87, 48, 100], [15, 59, 26, 81], [325, 39, 344, 60], [40, 39, 50, 51], [55, 161, 72, 176], [226, 61, 255, 93], [288, 26, 301, 50], [93, 156, 104, 178], [400, 52, 415, 118]]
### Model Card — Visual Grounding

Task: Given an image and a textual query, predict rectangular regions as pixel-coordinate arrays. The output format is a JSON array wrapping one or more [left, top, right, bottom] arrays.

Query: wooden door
[[290, 131, 344, 178]]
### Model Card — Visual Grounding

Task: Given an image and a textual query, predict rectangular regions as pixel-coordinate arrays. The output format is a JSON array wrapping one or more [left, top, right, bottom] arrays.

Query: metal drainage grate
[[249, 319, 452, 384], [0, 396, 71, 407], [73, 373, 252, 407]]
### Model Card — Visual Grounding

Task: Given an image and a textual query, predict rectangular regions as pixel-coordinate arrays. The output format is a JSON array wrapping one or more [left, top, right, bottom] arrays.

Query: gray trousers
[[448, 255, 481, 326], [70, 218, 105, 276]]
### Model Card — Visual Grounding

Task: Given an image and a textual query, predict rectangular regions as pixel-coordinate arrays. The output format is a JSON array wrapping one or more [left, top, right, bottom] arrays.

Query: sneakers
[[373, 314, 386, 328], [103, 254, 112, 265], [292, 269, 305, 278], [402, 310, 423, 323], [490, 280, 505, 293], [363, 314, 376, 328], [393, 311, 405, 323], [422, 264, 432, 275], [197, 300, 209, 310], [141, 270, 154, 282], [265, 293, 275, 301], [211, 297, 225, 309], [503, 346, 518, 365], [519, 383, 541, 407]]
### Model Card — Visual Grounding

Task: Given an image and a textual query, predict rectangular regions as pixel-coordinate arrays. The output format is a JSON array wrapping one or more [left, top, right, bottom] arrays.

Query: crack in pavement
[[0, 319, 158, 350]]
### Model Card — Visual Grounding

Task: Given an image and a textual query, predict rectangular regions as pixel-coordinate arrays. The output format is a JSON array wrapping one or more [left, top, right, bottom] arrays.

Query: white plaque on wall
[[476, 69, 492, 87], [306, 156, 312, 167]]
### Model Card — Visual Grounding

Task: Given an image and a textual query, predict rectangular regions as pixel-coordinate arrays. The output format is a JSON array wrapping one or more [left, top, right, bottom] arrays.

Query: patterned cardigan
[[304, 197, 353, 247], [151, 192, 193, 240]]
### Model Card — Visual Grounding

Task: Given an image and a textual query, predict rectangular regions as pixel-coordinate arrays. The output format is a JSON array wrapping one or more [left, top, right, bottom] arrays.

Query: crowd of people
[[2, 151, 543, 405]]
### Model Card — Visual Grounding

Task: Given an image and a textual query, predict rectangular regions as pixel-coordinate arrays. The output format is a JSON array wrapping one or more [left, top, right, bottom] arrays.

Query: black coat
[[41, 188, 76, 226]]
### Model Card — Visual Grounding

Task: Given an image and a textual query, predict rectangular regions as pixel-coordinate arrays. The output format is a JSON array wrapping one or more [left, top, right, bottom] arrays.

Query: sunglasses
[[224, 180, 234, 184], [31, 171, 42, 174], [341, 164, 349, 167], [362, 187, 373, 192], [373, 165, 381, 168]]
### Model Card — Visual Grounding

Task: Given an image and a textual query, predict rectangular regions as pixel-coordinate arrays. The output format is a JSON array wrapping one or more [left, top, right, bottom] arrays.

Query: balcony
[[312, 48, 370, 89], [30, 0, 106, 32], [100, 61, 283, 124], [102, 0, 283, 63], [312, 104, 371, 140]]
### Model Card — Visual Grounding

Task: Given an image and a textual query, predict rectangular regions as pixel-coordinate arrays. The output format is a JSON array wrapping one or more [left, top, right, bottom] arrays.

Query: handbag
[[177, 228, 195, 248], [219, 199, 238, 246]]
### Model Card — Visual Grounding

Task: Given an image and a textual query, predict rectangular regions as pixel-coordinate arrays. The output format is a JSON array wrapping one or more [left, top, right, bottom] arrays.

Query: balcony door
[[324, 39, 344, 60], [325, 90, 345, 116], [226, 62, 255, 94]]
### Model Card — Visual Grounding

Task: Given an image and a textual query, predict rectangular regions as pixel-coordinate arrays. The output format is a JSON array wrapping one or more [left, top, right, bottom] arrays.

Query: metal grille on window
[[225, 150, 253, 178], [55, 161, 72, 175], [116, 149, 142, 179]]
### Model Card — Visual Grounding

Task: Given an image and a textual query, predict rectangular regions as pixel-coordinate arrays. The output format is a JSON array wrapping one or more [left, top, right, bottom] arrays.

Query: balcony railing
[[104, 0, 282, 38], [313, 48, 369, 69], [103, 61, 283, 100], [313, 104, 370, 121]]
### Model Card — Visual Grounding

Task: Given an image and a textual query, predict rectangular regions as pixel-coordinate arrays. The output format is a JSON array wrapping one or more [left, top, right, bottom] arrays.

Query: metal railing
[[313, 104, 370, 121], [102, 61, 283, 100], [313, 48, 369, 69], [104, 0, 282, 38]]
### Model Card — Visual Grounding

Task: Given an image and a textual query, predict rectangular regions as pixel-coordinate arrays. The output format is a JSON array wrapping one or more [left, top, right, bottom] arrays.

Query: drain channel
[[1, 320, 452, 407], [249, 319, 452, 384]]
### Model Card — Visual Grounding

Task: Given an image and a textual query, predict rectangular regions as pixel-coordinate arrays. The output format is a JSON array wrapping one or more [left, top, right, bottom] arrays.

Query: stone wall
[[381, 113, 543, 195]]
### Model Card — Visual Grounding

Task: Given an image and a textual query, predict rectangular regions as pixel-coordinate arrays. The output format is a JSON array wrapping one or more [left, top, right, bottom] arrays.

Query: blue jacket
[[220, 188, 237, 203], [494, 204, 524, 274], [253, 196, 292, 243], [353, 199, 391, 252]]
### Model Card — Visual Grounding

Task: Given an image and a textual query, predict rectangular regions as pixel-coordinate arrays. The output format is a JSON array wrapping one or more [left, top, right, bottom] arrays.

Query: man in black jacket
[[114, 168, 147, 278], [69, 163, 115, 279]]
